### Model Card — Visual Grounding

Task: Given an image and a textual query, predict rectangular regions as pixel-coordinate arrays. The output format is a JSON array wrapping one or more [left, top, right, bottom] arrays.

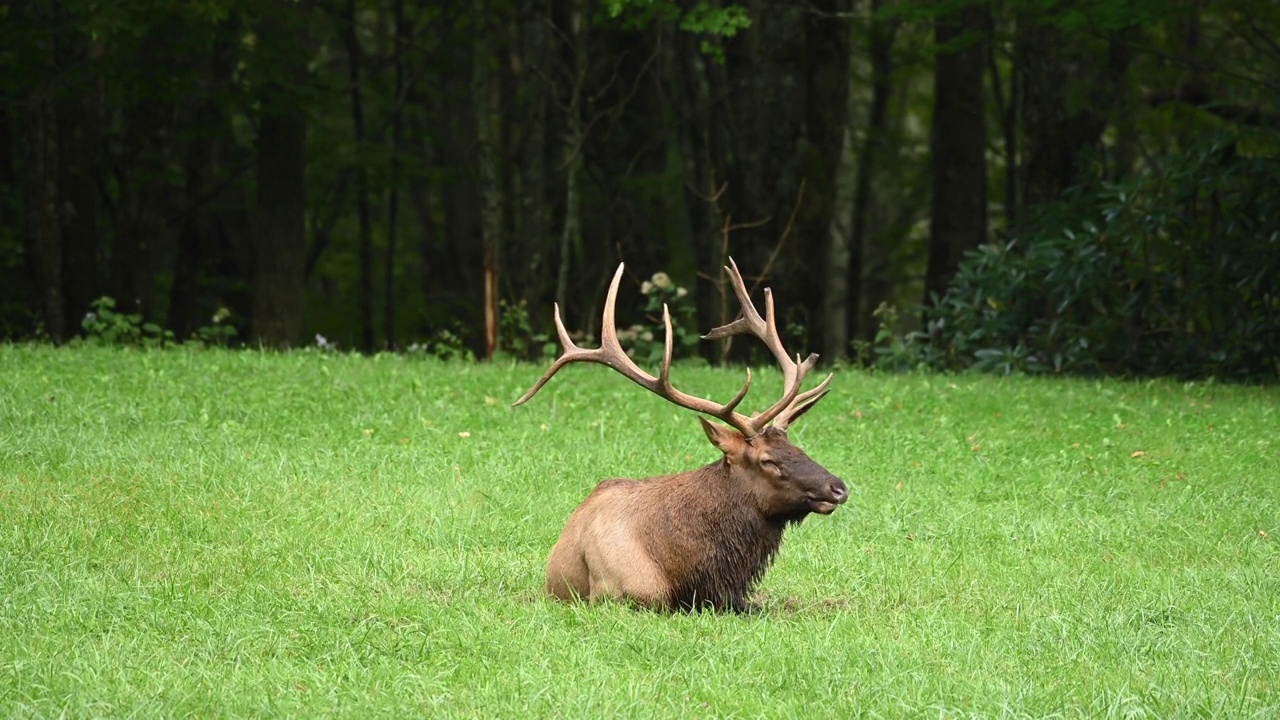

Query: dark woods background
[[2, 0, 1277, 379]]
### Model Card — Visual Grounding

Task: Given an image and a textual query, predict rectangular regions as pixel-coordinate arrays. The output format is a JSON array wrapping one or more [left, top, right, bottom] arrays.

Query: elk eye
[[762, 460, 782, 476]]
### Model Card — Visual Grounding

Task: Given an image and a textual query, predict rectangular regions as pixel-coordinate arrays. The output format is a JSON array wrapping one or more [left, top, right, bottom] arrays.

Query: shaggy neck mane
[[658, 458, 795, 612]]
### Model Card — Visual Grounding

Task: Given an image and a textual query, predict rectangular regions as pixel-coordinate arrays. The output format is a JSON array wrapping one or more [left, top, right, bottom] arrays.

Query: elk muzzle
[[808, 476, 848, 515]]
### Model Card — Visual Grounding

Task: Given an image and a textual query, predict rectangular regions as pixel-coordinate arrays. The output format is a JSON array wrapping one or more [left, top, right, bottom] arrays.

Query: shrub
[[80, 297, 175, 348], [913, 132, 1280, 380]]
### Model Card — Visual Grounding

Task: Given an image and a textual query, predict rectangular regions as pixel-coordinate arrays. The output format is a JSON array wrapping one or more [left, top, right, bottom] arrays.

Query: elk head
[[699, 420, 848, 522]]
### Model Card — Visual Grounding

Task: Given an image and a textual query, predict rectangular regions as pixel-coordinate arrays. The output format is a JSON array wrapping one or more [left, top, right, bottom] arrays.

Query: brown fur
[[546, 421, 847, 612]]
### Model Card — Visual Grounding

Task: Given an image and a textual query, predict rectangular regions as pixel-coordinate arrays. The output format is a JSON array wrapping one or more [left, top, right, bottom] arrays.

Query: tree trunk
[[113, 20, 184, 322], [169, 25, 236, 340], [114, 95, 164, 319], [516, 3, 551, 326], [345, 0, 375, 352], [1015, 10, 1107, 212], [851, 0, 897, 346], [23, 94, 64, 341], [926, 4, 988, 305], [251, 13, 308, 349], [821, 120, 854, 362], [0, 95, 17, 312], [474, 5, 508, 359], [384, 0, 406, 349], [56, 40, 101, 331], [252, 111, 307, 348], [985, 6, 1017, 231], [555, 0, 587, 317], [802, 0, 853, 360], [669, 31, 721, 357], [170, 120, 212, 341], [1104, 28, 1138, 181]]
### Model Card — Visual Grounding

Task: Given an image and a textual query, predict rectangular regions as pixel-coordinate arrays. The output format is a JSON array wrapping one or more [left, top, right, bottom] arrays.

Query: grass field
[[1, 344, 1277, 717]]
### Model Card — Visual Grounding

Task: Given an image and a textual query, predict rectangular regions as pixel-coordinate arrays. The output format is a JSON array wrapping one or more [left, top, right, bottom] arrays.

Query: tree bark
[[926, 3, 988, 304]]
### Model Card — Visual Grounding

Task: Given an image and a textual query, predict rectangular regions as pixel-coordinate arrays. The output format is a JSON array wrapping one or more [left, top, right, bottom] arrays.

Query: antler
[[701, 258, 833, 433], [513, 264, 760, 437], [514, 260, 832, 438]]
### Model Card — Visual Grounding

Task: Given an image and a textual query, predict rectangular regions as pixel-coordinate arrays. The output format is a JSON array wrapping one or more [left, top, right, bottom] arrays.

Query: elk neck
[[653, 458, 790, 611]]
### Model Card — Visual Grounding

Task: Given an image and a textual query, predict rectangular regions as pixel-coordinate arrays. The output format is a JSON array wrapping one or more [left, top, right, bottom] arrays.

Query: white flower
[[651, 272, 673, 291], [640, 330, 654, 342], [641, 281, 654, 295], [675, 286, 688, 299]]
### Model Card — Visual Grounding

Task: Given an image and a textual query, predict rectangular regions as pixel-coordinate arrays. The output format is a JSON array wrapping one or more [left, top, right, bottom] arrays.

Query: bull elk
[[514, 260, 847, 612]]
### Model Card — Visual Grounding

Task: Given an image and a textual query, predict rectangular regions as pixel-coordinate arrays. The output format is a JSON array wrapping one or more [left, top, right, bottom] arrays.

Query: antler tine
[[657, 303, 754, 427], [772, 372, 834, 431], [514, 265, 650, 407], [515, 263, 758, 436], [512, 303, 586, 406], [702, 257, 768, 341], [699, 259, 833, 435]]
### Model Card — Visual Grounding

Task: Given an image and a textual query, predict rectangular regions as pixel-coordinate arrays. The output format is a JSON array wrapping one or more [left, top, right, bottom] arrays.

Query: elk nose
[[828, 481, 848, 504]]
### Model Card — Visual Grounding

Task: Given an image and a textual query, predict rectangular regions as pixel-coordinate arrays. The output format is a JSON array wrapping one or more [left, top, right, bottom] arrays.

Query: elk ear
[[698, 417, 744, 455]]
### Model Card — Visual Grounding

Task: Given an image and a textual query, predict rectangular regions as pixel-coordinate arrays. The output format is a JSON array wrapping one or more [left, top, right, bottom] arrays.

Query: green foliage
[[77, 297, 236, 348], [861, 303, 919, 371], [497, 300, 554, 362], [405, 325, 476, 362], [911, 132, 1280, 380], [3, 347, 1279, 714], [190, 306, 239, 347], [601, 0, 675, 23], [600, 0, 750, 59], [80, 297, 176, 348], [680, 2, 750, 58]]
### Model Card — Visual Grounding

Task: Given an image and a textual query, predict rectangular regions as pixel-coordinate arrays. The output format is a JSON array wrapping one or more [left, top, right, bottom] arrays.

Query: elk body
[[515, 261, 847, 612]]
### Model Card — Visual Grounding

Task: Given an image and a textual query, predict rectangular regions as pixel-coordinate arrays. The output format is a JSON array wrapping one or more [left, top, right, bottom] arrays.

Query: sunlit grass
[[1, 345, 1277, 717]]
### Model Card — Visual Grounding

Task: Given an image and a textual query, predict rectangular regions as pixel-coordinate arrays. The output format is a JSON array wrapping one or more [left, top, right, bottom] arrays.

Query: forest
[[1, 0, 1277, 379]]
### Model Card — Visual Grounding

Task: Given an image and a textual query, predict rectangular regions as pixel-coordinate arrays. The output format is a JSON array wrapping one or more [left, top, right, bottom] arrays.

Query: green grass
[[1, 345, 1277, 718]]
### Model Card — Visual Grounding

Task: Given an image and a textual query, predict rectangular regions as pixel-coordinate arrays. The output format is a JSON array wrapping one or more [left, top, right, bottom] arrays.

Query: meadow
[[1, 345, 1277, 718]]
